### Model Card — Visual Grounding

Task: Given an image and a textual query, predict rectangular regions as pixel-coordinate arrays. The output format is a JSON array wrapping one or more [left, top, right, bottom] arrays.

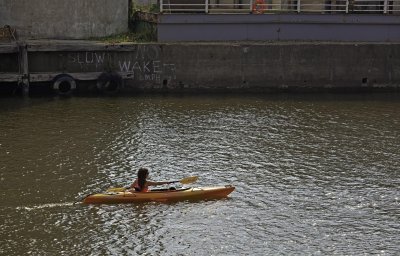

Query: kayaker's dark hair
[[137, 168, 149, 191]]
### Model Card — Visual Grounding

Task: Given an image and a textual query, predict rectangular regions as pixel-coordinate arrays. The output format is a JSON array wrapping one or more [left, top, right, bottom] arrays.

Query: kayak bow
[[83, 185, 235, 204]]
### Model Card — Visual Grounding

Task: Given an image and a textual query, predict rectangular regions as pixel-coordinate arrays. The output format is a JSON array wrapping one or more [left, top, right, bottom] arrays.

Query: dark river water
[[0, 94, 399, 255]]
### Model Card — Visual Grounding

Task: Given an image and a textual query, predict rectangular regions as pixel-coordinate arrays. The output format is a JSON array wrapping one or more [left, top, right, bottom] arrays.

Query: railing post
[[383, 0, 388, 14], [297, 0, 301, 13], [346, 0, 349, 13], [205, 0, 209, 13], [250, 0, 253, 13], [160, 0, 163, 13]]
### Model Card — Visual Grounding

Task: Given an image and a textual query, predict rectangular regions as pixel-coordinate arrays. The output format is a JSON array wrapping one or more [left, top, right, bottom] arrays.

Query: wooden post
[[383, 0, 388, 13], [19, 44, 29, 97]]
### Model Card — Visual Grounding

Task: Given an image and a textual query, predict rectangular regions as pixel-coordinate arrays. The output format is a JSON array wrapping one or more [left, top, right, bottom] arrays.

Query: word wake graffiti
[[119, 60, 176, 82]]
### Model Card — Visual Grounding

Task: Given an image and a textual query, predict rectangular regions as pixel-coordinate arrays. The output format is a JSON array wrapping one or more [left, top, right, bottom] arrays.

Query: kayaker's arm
[[147, 180, 176, 186]]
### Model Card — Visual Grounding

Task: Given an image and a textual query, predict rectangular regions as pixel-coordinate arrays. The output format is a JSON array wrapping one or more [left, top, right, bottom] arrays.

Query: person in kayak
[[130, 167, 174, 192]]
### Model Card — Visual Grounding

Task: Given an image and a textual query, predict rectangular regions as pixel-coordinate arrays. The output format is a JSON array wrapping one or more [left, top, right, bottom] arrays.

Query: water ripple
[[0, 95, 399, 255]]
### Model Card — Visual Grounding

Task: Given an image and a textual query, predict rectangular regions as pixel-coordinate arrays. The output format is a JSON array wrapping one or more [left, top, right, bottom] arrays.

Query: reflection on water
[[0, 94, 399, 255]]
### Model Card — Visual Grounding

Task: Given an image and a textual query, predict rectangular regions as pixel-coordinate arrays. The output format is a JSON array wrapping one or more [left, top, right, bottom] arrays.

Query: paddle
[[106, 176, 199, 192]]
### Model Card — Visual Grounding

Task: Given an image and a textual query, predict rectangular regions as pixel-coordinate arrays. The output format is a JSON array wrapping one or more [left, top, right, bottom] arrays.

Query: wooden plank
[[0, 43, 19, 53], [0, 73, 20, 82], [26, 40, 150, 52], [30, 72, 135, 82], [30, 72, 100, 82]]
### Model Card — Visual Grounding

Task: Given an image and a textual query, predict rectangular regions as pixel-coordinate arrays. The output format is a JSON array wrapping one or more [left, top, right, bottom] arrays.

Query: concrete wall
[[2, 42, 397, 93], [159, 43, 400, 91], [0, 0, 128, 39], [157, 14, 400, 42]]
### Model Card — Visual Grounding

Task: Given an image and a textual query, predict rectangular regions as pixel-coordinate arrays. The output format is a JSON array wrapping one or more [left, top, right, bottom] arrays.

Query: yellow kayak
[[83, 185, 235, 204]]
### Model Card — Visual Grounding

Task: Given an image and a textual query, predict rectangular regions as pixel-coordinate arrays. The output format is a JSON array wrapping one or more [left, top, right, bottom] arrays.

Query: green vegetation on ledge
[[92, 30, 155, 43]]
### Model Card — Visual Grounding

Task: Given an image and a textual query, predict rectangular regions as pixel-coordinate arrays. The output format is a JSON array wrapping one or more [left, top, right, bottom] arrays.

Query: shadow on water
[[0, 91, 399, 112], [0, 96, 56, 113]]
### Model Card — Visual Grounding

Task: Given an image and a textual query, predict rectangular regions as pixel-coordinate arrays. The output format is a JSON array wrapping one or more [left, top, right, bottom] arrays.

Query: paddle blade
[[179, 176, 198, 184], [107, 187, 127, 192]]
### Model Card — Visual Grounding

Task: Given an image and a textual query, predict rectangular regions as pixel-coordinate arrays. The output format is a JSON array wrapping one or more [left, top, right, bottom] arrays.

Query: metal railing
[[159, 0, 400, 14]]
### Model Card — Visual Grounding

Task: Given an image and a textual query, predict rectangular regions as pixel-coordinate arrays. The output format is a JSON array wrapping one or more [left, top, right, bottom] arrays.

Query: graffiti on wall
[[67, 45, 176, 83], [0, 25, 17, 41], [118, 60, 176, 83], [67, 52, 109, 69]]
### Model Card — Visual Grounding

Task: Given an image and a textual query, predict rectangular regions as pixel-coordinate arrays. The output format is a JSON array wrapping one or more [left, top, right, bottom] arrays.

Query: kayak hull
[[83, 185, 235, 204]]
